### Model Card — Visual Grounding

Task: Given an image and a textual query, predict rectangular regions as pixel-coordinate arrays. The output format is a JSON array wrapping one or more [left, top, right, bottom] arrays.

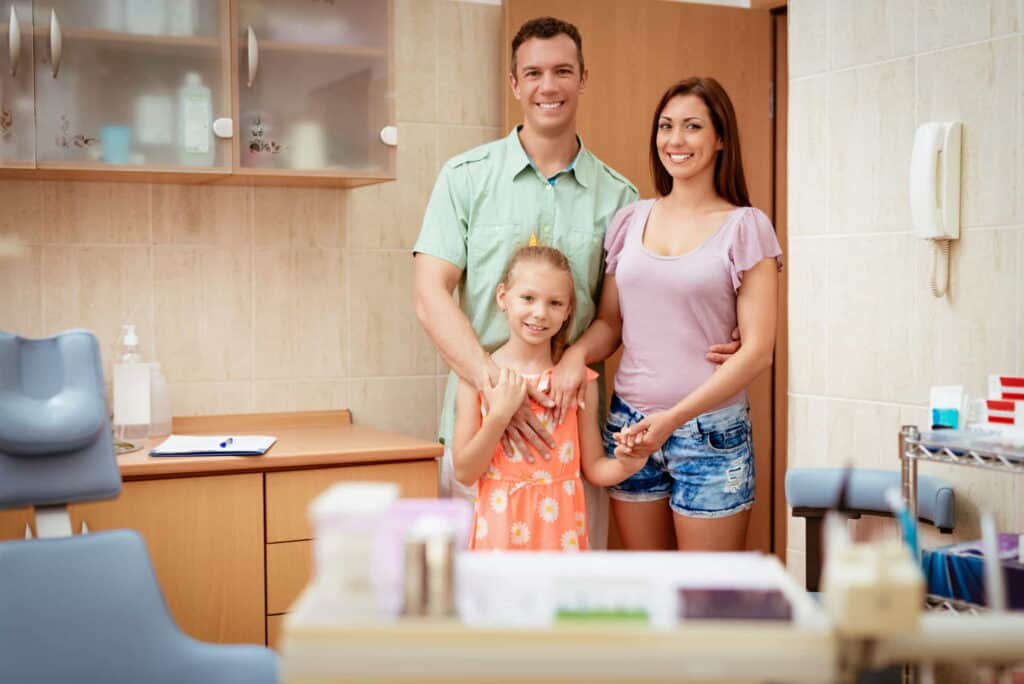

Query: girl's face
[[656, 93, 723, 186], [497, 260, 574, 347]]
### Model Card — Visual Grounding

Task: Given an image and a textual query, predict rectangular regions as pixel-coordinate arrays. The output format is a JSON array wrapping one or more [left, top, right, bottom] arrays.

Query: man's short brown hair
[[510, 16, 584, 76]]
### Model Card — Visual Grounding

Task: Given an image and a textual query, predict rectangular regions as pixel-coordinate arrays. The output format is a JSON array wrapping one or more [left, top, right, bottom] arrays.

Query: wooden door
[[504, 0, 777, 553], [70, 473, 266, 645]]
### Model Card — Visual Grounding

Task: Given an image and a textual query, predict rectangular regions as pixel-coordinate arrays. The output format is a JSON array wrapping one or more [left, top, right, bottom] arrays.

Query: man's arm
[[413, 253, 496, 392]]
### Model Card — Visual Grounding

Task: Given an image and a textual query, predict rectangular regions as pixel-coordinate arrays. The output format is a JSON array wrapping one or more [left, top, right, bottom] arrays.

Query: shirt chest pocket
[[555, 227, 604, 292], [467, 224, 521, 272]]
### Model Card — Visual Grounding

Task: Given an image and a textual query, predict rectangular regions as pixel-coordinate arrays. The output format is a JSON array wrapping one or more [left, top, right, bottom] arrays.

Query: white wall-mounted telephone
[[909, 121, 962, 297]]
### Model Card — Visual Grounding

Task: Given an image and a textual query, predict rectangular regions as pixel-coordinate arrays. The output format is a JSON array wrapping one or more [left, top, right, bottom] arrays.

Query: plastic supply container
[[304, 482, 399, 622], [177, 72, 213, 166]]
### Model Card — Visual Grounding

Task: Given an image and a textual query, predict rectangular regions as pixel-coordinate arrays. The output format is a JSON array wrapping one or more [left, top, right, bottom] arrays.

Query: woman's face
[[655, 94, 723, 186]]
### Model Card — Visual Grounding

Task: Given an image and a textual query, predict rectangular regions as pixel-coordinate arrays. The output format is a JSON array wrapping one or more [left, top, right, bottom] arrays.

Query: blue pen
[[885, 488, 918, 559], [219, 437, 234, 449]]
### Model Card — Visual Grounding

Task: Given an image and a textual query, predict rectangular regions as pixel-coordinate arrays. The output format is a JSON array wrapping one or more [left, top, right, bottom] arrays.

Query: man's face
[[510, 35, 587, 135]]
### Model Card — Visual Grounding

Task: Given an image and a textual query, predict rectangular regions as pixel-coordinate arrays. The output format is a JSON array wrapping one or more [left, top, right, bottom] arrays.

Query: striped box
[[988, 375, 1024, 402], [985, 399, 1024, 426]]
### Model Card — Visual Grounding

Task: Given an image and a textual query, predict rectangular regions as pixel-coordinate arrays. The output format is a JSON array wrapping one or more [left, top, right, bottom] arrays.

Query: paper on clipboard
[[149, 434, 277, 457]]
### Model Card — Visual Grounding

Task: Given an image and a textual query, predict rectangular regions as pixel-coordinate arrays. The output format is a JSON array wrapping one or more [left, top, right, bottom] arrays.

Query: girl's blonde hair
[[500, 244, 576, 363]]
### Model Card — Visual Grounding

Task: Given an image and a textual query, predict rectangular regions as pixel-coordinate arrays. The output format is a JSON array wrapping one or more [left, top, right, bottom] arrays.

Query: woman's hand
[[482, 368, 527, 424], [549, 346, 588, 426], [614, 411, 679, 459]]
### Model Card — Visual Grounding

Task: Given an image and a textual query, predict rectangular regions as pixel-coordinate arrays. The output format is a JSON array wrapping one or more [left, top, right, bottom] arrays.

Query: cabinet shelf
[[253, 39, 386, 58], [31, 25, 220, 50]]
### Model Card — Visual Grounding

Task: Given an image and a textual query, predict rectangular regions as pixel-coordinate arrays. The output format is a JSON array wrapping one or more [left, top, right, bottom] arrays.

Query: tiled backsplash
[[0, 0, 502, 441], [786, 0, 1024, 583]]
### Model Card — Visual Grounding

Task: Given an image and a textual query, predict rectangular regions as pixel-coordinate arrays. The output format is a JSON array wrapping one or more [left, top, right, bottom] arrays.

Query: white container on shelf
[[177, 72, 213, 166]]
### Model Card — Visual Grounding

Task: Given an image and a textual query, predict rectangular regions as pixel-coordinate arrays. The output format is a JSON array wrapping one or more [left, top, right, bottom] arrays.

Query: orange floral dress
[[470, 368, 598, 552]]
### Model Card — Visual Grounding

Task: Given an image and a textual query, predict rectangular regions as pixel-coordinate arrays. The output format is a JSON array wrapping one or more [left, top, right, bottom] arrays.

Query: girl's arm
[[451, 373, 523, 486], [620, 258, 778, 454], [577, 381, 647, 486]]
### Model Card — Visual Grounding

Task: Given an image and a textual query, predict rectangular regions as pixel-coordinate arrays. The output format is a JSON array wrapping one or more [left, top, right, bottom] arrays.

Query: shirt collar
[[505, 126, 595, 188]]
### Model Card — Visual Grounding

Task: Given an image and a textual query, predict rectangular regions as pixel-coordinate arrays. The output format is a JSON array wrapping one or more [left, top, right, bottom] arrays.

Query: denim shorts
[[603, 394, 755, 518]]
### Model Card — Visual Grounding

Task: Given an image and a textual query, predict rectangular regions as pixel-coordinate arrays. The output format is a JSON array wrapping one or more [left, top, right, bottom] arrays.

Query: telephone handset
[[909, 122, 962, 296]]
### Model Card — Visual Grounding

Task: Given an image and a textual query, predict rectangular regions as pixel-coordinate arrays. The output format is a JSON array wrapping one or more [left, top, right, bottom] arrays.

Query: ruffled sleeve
[[728, 207, 783, 292], [603, 203, 639, 275]]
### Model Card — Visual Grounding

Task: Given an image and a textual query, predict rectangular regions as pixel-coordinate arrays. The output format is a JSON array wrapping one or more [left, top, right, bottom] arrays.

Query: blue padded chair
[[785, 467, 956, 591], [0, 329, 278, 684]]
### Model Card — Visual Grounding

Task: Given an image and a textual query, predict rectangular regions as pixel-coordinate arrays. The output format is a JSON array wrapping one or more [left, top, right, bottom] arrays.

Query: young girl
[[552, 77, 782, 552], [452, 244, 647, 551]]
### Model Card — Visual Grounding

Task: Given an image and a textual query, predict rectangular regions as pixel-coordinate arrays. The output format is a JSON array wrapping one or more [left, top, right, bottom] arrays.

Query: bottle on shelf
[[112, 323, 151, 444], [177, 72, 214, 167]]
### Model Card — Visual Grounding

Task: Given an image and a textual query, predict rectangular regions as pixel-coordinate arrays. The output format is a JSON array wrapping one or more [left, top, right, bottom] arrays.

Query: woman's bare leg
[[673, 508, 750, 551], [611, 499, 676, 550]]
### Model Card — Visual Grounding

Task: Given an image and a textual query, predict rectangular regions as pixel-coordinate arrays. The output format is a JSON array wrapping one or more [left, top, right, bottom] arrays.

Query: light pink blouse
[[604, 199, 782, 414]]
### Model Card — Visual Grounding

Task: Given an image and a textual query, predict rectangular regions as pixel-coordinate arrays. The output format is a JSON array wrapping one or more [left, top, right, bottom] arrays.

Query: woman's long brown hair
[[649, 77, 750, 207], [500, 245, 576, 364]]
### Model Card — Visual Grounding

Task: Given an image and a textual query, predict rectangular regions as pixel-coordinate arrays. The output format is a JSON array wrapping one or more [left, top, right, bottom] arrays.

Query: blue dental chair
[[0, 329, 278, 684]]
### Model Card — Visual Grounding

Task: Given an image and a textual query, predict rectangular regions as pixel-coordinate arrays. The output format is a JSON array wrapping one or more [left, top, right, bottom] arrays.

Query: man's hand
[[549, 346, 588, 426], [706, 326, 742, 365]]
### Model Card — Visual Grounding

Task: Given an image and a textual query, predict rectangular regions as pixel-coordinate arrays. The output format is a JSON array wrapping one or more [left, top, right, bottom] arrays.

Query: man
[[413, 17, 737, 546]]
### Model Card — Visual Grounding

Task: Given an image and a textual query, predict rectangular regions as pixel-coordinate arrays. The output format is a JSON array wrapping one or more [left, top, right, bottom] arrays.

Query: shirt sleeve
[[603, 203, 637, 275], [728, 207, 784, 292], [412, 164, 470, 270]]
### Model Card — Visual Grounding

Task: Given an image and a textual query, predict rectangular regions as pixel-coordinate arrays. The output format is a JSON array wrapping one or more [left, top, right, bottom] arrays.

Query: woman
[[552, 77, 782, 551]]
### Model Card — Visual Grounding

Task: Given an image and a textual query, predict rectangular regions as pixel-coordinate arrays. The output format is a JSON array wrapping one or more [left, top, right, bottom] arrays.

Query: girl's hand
[[612, 445, 649, 476], [483, 368, 528, 424], [614, 411, 678, 458], [549, 346, 588, 426]]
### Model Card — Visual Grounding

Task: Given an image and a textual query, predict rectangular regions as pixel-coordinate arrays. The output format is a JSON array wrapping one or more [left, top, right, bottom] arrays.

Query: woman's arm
[[578, 381, 647, 486], [619, 258, 778, 455]]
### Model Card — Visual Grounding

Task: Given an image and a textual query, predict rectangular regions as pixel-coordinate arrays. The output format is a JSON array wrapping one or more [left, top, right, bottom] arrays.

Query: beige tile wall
[[786, 0, 1024, 584], [0, 0, 502, 441]]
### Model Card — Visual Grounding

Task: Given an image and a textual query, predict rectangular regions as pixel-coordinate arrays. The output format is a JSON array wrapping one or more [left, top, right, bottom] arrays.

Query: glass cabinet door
[[0, 0, 35, 167], [32, 0, 231, 170], [236, 0, 394, 177]]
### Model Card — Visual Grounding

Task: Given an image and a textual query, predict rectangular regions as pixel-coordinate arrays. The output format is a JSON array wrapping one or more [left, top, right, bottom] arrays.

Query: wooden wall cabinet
[[0, 0, 394, 186]]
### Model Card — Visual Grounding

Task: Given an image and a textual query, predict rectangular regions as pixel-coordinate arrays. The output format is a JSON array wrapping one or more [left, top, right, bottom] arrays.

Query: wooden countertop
[[118, 410, 442, 479]]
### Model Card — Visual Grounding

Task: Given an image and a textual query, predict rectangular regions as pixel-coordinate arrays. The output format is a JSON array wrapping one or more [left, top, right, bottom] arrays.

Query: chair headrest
[[0, 330, 121, 509]]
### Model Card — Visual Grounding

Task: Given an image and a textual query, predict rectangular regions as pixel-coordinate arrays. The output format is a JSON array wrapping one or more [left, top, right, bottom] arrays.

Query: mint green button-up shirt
[[413, 127, 638, 446]]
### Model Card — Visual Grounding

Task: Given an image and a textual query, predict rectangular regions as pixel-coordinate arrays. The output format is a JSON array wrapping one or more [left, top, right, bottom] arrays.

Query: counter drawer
[[265, 459, 439, 543], [267, 540, 313, 615]]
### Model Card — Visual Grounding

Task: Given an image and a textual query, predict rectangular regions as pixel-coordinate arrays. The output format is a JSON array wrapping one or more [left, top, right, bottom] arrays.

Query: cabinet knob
[[379, 125, 398, 147], [49, 9, 62, 78], [212, 118, 234, 139]]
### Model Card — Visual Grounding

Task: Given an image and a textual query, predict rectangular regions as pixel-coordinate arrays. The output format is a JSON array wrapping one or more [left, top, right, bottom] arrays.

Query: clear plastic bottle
[[177, 72, 213, 167], [149, 362, 172, 438], [112, 324, 151, 443]]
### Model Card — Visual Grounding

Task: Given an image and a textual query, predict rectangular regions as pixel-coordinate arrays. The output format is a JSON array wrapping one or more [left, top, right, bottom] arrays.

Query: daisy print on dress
[[485, 464, 502, 480], [560, 530, 580, 552], [475, 517, 488, 541], [532, 470, 553, 485], [489, 488, 508, 514], [538, 412, 555, 435], [575, 512, 587, 536], [558, 440, 575, 464], [510, 521, 531, 546], [538, 497, 559, 523], [505, 443, 524, 462], [562, 479, 576, 496]]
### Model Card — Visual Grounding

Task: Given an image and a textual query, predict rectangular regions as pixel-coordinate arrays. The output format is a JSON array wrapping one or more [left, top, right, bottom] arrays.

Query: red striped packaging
[[985, 399, 1024, 426], [988, 375, 1024, 402]]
